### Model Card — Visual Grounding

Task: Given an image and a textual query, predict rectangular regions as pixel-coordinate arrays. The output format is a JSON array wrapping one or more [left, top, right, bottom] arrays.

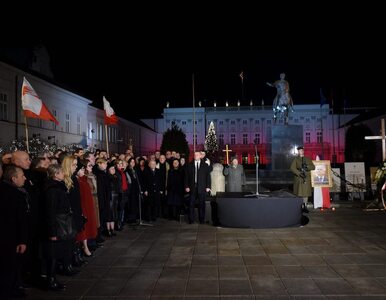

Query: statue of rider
[[266, 73, 293, 125]]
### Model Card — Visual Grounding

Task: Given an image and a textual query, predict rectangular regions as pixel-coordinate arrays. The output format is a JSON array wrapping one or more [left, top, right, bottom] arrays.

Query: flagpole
[[105, 124, 110, 158], [15, 75, 19, 139], [331, 90, 336, 164], [192, 73, 196, 153], [240, 71, 244, 101], [320, 88, 325, 159], [24, 116, 30, 153]]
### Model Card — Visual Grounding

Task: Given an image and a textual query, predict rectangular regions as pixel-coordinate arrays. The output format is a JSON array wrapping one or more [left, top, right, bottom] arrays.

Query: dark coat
[[22, 168, 40, 239], [0, 180, 29, 299], [30, 168, 48, 238], [127, 167, 139, 196], [94, 167, 112, 223], [157, 162, 168, 191], [115, 167, 129, 194], [167, 168, 184, 205], [135, 165, 147, 192], [126, 167, 140, 221], [43, 179, 72, 238], [144, 168, 162, 195], [0, 180, 29, 249], [68, 174, 83, 232], [184, 160, 212, 194]]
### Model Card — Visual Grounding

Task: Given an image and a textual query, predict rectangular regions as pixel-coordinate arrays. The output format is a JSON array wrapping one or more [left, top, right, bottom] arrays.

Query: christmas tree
[[205, 121, 219, 162], [160, 124, 190, 158]]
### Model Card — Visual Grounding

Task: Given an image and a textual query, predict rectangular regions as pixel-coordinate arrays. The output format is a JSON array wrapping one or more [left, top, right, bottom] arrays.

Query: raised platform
[[216, 191, 303, 229]]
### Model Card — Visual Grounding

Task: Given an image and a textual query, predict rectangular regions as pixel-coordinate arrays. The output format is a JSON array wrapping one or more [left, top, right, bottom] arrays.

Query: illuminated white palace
[[143, 103, 358, 164]]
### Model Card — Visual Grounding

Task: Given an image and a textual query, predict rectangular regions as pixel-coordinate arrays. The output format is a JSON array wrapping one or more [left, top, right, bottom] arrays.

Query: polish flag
[[314, 187, 331, 209], [103, 96, 118, 125], [313, 155, 331, 209], [21, 77, 59, 125]]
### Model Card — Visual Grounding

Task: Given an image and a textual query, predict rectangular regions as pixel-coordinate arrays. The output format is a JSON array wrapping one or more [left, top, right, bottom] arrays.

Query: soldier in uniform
[[290, 146, 315, 212]]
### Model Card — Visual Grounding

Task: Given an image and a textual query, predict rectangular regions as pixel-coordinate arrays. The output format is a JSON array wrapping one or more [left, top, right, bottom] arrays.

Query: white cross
[[365, 118, 386, 161]]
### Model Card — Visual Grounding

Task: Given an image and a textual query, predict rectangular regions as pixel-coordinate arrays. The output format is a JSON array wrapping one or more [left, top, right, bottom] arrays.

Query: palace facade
[[144, 105, 358, 164]]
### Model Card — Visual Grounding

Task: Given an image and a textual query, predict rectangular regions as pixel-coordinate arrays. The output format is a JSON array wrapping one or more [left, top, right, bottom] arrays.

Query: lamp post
[[91, 129, 95, 152]]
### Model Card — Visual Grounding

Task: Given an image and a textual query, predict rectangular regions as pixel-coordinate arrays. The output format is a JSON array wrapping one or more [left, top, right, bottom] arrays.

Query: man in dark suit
[[143, 160, 162, 221], [313, 164, 329, 185], [185, 151, 212, 224], [0, 165, 29, 299]]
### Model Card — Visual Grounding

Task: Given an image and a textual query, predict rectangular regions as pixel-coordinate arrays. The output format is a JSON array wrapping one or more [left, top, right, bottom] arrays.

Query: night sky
[[2, 16, 385, 119]]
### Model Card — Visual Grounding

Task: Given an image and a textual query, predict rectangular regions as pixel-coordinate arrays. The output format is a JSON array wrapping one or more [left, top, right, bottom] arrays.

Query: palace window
[[52, 109, 57, 130], [98, 123, 103, 141], [305, 132, 311, 143], [242, 133, 248, 144], [77, 114, 81, 135], [254, 133, 260, 144], [88, 122, 93, 139], [230, 134, 236, 145], [317, 131, 323, 143], [65, 113, 70, 133], [0, 93, 8, 120], [218, 134, 224, 145]]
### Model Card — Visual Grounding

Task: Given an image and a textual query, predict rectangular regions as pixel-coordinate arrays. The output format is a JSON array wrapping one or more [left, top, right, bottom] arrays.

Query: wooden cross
[[365, 118, 386, 161], [222, 144, 233, 164]]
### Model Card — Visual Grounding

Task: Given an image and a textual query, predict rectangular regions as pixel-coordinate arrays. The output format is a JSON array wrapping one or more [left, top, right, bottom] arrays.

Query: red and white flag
[[313, 155, 331, 209], [21, 77, 59, 125], [314, 187, 331, 209], [103, 96, 118, 125]]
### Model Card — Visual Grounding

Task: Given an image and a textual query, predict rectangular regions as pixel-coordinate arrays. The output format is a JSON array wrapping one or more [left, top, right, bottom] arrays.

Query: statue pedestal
[[271, 125, 303, 170], [252, 125, 303, 190]]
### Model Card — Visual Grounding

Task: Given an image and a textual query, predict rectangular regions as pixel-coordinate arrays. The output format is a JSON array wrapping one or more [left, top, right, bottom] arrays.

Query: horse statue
[[266, 73, 294, 125]]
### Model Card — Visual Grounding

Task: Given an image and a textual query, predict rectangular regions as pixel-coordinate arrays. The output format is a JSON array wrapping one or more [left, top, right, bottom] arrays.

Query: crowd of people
[[0, 147, 215, 299]]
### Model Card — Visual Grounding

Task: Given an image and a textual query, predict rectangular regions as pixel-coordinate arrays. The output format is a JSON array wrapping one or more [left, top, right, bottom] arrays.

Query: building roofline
[[0, 60, 93, 105]]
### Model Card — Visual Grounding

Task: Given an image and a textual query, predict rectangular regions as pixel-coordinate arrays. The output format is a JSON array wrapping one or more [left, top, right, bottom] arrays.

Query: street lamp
[[90, 129, 95, 152]]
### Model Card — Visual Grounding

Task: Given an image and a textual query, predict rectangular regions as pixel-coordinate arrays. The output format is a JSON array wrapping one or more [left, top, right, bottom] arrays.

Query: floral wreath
[[374, 160, 386, 184]]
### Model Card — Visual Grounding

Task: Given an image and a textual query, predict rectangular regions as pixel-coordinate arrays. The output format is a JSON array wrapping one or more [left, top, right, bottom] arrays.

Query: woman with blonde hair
[[61, 156, 85, 268], [43, 164, 68, 290]]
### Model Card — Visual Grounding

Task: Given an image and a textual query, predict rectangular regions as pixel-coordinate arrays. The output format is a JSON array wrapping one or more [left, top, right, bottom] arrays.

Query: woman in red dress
[[76, 160, 97, 256]]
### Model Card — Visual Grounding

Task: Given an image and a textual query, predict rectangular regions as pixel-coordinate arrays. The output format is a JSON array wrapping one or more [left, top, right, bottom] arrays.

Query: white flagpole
[[192, 73, 196, 153], [24, 116, 30, 153], [105, 124, 110, 158], [240, 71, 244, 101]]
